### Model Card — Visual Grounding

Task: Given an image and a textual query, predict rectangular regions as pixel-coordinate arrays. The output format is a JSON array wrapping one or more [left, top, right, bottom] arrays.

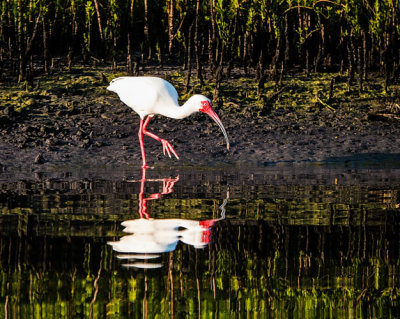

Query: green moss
[[1, 67, 397, 119]]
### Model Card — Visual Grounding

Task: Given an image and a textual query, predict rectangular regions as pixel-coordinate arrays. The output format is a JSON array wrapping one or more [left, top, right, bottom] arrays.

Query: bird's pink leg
[[138, 118, 148, 168], [142, 116, 180, 160]]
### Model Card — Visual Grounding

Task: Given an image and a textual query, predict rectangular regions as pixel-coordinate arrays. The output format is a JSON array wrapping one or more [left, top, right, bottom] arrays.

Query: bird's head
[[189, 95, 230, 151]]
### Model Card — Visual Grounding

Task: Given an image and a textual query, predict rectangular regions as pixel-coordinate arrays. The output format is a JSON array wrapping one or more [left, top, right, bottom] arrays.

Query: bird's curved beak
[[200, 101, 230, 151]]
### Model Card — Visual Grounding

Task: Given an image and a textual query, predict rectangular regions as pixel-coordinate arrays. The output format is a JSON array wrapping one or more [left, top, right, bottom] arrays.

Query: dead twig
[[316, 95, 335, 112]]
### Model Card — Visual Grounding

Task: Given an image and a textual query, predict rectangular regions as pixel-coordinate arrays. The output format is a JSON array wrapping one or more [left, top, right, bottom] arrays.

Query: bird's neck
[[160, 98, 199, 119]]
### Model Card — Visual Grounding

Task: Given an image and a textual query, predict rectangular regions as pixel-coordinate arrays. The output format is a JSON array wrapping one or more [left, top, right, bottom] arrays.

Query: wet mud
[[1, 69, 400, 171]]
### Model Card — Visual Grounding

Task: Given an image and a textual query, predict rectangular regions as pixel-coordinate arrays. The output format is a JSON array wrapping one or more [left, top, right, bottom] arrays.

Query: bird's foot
[[161, 139, 180, 160]]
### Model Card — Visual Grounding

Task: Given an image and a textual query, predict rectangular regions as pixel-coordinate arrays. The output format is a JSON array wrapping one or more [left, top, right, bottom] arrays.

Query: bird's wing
[[161, 80, 179, 104], [111, 77, 180, 118], [112, 77, 157, 117]]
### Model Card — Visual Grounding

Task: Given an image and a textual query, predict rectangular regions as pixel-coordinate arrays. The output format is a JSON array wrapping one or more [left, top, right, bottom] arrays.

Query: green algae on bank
[[1, 66, 400, 168], [1, 67, 399, 118]]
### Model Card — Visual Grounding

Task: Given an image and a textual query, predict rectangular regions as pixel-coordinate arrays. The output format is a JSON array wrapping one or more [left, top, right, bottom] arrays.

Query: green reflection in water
[[0, 167, 399, 318]]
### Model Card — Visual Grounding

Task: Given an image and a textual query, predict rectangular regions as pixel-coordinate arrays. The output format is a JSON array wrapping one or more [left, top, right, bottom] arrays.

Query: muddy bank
[[0, 68, 400, 171]]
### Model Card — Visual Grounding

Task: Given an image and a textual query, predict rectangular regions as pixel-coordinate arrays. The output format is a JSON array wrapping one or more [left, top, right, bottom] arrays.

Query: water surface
[[0, 163, 399, 318]]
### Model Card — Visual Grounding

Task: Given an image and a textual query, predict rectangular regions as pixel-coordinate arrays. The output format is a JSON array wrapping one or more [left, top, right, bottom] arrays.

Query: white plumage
[[107, 77, 179, 118], [107, 76, 230, 167]]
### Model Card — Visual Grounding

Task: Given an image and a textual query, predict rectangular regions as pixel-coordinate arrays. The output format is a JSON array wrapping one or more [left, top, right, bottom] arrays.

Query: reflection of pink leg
[[162, 177, 180, 194], [138, 166, 179, 217], [148, 176, 180, 199], [142, 116, 180, 160], [138, 167, 150, 219]]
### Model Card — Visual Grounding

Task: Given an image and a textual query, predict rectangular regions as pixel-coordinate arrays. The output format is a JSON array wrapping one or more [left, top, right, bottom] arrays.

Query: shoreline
[[1, 67, 399, 172]]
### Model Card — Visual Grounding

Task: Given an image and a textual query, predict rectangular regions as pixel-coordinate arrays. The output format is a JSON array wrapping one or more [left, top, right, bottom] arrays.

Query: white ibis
[[107, 76, 230, 167]]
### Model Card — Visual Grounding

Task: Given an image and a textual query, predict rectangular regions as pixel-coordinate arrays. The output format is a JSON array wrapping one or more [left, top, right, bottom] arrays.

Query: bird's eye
[[200, 101, 211, 113]]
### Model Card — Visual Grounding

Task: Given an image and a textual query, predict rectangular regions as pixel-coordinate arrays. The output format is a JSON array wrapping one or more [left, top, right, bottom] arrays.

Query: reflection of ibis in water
[[108, 167, 228, 269], [108, 217, 220, 254]]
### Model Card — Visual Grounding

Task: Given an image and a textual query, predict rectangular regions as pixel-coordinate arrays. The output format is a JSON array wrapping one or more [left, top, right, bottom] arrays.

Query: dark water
[[1, 163, 400, 318]]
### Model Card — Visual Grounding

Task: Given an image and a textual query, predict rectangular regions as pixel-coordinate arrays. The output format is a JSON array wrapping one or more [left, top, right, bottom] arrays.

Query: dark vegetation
[[1, 0, 399, 98]]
